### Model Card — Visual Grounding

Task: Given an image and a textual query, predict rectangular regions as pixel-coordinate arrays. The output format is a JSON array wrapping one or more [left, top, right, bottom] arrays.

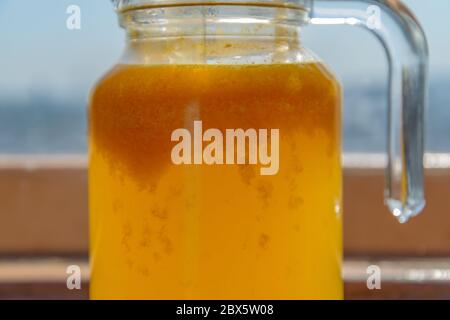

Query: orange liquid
[[89, 62, 342, 299]]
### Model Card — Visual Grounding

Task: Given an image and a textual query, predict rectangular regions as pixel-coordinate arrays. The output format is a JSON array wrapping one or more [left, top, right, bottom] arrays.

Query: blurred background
[[0, 0, 449, 299], [1, 0, 449, 153]]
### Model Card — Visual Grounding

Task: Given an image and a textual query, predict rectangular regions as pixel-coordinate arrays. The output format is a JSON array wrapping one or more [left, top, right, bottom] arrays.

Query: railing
[[1, 153, 450, 298]]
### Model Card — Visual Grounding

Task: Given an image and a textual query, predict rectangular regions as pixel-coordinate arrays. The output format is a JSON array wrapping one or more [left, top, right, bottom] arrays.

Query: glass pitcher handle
[[308, 0, 428, 223]]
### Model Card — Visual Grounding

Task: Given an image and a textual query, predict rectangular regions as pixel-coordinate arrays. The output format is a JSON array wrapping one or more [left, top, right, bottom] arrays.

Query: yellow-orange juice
[[89, 62, 342, 299]]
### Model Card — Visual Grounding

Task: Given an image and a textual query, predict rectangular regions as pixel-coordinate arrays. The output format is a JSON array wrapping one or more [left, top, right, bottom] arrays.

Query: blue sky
[[0, 0, 448, 102]]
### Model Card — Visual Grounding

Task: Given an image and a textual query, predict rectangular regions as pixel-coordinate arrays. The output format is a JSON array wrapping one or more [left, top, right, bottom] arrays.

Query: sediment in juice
[[89, 62, 342, 299]]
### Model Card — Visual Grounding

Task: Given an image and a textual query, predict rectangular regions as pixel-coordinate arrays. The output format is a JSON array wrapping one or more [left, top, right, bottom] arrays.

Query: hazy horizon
[[0, 1, 448, 153]]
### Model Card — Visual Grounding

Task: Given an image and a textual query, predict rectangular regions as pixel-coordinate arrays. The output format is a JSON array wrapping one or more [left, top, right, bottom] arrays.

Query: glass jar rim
[[113, 0, 310, 12]]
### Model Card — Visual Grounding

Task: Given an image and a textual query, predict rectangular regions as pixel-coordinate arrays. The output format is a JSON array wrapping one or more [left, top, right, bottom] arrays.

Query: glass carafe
[[89, 0, 427, 299]]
